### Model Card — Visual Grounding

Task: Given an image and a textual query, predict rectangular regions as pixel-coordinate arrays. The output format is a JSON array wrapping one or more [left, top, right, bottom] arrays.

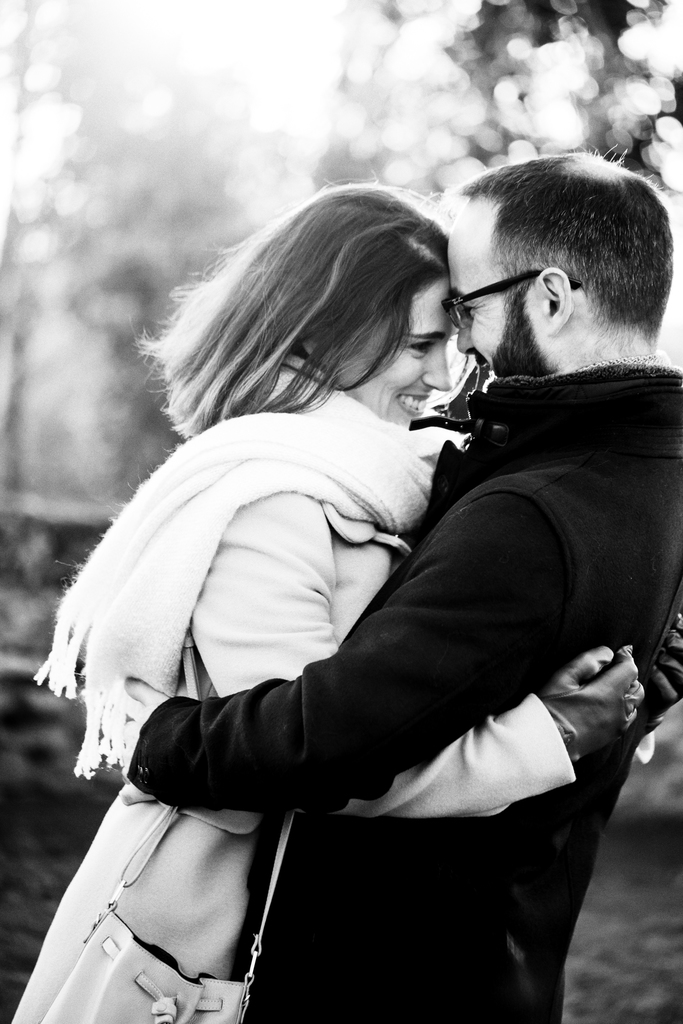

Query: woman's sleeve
[[191, 492, 340, 697], [339, 693, 575, 818]]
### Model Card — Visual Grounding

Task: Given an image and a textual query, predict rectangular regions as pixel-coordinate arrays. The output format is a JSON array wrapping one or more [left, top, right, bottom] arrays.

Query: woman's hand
[[125, 677, 170, 726], [538, 646, 643, 762]]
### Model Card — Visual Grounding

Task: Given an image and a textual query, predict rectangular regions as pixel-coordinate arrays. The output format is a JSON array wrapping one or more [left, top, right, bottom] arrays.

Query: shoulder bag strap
[[238, 809, 296, 1022], [92, 629, 203, 926], [100, 630, 296, 1014], [182, 629, 202, 700], [184, 631, 297, 1019]]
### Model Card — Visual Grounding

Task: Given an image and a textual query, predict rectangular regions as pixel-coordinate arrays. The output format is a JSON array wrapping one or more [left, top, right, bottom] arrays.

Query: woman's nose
[[422, 339, 453, 392]]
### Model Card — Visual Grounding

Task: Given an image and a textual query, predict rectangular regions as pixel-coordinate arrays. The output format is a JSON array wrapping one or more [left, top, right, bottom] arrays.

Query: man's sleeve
[[129, 492, 567, 812]]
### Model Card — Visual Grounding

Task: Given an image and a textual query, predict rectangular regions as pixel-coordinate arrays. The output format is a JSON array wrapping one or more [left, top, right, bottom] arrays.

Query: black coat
[[131, 365, 683, 1023]]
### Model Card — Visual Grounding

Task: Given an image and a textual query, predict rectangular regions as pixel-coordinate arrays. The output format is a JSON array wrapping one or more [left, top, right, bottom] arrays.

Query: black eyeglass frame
[[441, 269, 582, 328]]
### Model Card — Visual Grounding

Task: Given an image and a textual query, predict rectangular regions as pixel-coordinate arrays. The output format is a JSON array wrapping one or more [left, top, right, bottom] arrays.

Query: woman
[[14, 184, 639, 1024]]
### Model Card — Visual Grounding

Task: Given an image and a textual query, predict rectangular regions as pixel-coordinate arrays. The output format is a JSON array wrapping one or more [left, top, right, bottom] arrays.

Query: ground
[[2, 795, 683, 1023], [564, 817, 683, 1024], [1, 679, 682, 1023]]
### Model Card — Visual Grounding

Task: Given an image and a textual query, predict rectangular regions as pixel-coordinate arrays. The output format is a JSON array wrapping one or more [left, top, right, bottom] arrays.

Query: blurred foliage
[[0, 0, 681, 504], [325, 0, 683, 191]]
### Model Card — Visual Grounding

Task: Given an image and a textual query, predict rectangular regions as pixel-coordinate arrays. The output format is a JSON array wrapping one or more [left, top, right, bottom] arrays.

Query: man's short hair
[[459, 153, 673, 340]]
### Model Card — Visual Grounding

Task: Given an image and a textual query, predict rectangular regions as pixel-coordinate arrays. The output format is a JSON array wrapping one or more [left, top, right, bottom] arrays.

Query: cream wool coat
[[15, 491, 574, 1024]]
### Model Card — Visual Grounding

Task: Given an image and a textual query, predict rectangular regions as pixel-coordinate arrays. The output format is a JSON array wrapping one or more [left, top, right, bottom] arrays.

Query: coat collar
[[418, 364, 683, 539], [479, 358, 681, 407], [468, 362, 683, 453]]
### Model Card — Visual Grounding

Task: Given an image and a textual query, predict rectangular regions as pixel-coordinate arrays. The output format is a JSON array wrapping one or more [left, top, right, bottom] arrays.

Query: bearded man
[[129, 153, 683, 1023]]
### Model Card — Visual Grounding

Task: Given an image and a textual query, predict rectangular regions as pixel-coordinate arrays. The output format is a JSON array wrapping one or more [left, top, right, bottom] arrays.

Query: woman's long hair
[[144, 184, 449, 437]]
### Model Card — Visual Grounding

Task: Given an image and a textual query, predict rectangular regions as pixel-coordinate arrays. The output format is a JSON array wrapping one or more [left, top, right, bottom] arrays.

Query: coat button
[[435, 474, 449, 497]]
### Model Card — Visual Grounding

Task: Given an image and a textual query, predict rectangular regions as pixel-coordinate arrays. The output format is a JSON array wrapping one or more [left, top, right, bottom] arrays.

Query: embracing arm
[[130, 492, 586, 812], [343, 692, 575, 817], [153, 489, 577, 816]]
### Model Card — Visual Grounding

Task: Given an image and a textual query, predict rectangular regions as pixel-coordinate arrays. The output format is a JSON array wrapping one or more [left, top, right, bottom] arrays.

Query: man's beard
[[491, 288, 556, 378]]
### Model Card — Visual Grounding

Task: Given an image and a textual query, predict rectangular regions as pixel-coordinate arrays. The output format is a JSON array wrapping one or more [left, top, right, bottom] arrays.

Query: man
[[130, 154, 683, 1022]]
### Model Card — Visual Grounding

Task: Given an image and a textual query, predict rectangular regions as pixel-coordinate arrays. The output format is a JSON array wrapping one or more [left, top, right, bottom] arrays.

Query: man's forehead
[[447, 197, 497, 293]]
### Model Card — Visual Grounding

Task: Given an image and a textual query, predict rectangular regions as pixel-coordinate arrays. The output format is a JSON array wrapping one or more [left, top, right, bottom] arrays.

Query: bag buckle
[[83, 880, 126, 944], [237, 933, 262, 1023]]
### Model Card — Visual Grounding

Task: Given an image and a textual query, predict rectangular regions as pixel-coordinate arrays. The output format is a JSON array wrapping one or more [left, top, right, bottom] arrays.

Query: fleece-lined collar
[[460, 362, 683, 469], [477, 359, 683, 414], [492, 355, 679, 391]]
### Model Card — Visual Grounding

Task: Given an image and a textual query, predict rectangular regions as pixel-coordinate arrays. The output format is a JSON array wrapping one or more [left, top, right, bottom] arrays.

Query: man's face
[[447, 198, 555, 378]]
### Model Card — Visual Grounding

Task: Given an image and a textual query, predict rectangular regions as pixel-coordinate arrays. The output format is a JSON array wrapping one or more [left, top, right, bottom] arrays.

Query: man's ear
[[533, 268, 576, 336]]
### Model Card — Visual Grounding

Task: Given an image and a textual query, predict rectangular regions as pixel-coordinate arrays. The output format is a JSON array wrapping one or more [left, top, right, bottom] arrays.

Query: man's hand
[[538, 646, 643, 762], [646, 614, 683, 734]]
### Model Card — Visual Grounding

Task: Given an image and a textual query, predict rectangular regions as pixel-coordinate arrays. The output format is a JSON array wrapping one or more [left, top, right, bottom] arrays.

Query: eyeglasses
[[441, 270, 582, 332]]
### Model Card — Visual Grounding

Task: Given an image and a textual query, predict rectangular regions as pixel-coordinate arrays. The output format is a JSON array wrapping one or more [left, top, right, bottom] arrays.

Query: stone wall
[[0, 497, 108, 665], [0, 497, 116, 799]]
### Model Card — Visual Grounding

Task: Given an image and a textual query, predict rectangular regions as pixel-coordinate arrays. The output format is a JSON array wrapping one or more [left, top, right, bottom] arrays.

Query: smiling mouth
[[397, 394, 429, 416]]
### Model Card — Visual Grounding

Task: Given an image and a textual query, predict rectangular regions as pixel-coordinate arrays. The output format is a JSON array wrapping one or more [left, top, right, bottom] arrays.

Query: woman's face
[[348, 277, 454, 427]]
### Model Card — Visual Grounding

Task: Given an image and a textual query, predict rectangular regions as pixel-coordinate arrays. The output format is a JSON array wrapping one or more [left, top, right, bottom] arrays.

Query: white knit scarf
[[37, 391, 441, 777]]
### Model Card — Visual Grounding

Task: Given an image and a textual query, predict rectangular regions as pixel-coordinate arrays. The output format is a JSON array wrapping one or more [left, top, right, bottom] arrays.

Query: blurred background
[[1, 1, 682, 1021]]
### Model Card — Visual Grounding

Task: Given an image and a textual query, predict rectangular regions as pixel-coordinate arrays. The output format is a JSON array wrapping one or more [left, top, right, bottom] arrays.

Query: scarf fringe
[[35, 624, 87, 700]]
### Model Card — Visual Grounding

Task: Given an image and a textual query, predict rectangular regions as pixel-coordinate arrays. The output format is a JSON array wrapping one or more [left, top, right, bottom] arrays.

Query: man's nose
[[456, 330, 473, 356], [422, 340, 452, 392]]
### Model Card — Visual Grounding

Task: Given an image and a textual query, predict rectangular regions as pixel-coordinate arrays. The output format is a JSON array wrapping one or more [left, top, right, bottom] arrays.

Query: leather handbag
[[42, 634, 294, 1024]]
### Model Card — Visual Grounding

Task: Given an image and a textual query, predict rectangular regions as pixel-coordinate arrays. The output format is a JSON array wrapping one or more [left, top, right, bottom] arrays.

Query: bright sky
[[127, 0, 346, 138], [0, 0, 347, 250]]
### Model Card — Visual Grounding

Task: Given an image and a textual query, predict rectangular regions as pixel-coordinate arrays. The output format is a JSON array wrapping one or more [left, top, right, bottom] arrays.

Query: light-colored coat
[[14, 490, 572, 1024]]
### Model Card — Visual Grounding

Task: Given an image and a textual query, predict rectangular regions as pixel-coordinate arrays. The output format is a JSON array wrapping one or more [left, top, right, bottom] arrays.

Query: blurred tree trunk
[[0, 0, 39, 494]]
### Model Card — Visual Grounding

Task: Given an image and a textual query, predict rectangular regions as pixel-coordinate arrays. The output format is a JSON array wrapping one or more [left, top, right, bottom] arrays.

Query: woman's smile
[[347, 277, 454, 427], [396, 393, 430, 418]]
